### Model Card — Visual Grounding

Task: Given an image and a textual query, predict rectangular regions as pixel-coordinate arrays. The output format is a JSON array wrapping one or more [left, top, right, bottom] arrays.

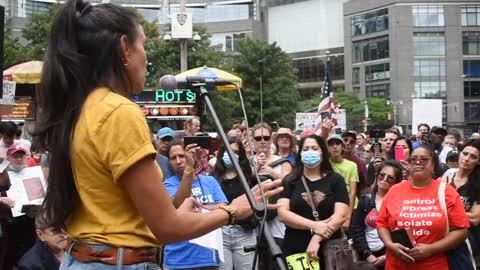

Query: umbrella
[[175, 66, 242, 91], [3, 61, 43, 84]]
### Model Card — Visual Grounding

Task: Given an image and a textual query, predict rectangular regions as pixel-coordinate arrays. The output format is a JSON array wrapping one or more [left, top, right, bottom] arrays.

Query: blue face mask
[[9, 164, 25, 173], [301, 151, 322, 168], [222, 152, 238, 168]]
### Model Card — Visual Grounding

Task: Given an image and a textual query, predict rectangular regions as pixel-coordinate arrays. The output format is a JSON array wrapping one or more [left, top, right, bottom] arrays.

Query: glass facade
[[366, 83, 390, 98], [25, 0, 51, 17], [365, 63, 390, 82], [414, 81, 446, 98], [352, 67, 360, 84], [464, 60, 480, 78], [294, 57, 344, 83], [414, 33, 445, 56], [412, 5, 444, 27], [351, 8, 388, 36], [464, 32, 480, 55], [210, 32, 249, 52], [158, 4, 251, 24], [414, 60, 446, 77], [352, 36, 389, 63], [462, 5, 480, 26], [464, 81, 480, 98], [465, 102, 480, 122]]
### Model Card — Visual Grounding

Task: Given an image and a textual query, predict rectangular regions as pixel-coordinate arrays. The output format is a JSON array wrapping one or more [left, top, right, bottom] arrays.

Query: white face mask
[[9, 164, 25, 173]]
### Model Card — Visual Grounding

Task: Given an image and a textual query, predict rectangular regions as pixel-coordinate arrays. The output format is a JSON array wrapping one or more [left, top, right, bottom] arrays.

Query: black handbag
[[300, 176, 354, 270]]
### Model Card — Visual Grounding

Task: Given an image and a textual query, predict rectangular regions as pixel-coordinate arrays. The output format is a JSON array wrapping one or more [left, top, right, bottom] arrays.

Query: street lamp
[[386, 99, 403, 126]]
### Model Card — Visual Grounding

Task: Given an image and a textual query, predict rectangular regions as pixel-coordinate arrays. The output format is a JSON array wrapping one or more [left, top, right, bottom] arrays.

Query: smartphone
[[184, 135, 212, 149], [320, 111, 331, 120], [391, 228, 415, 248], [394, 145, 405, 161]]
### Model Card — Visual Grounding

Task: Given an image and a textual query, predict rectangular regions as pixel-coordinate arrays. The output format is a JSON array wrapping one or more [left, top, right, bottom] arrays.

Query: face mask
[[222, 152, 238, 168], [301, 151, 322, 168], [9, 164, 25, 173]]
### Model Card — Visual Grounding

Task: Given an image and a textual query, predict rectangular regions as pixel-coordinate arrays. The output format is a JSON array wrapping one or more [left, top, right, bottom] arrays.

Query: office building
[[344, 0, 480, 134]]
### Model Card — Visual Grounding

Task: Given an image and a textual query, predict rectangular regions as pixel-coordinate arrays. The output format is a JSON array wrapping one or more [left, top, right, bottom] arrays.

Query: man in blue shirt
[[164, 141, 228, 270], [156, 127, 176, 180]]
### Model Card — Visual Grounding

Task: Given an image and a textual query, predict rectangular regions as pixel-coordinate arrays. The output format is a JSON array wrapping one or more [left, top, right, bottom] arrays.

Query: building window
[[414, 60, 446, 77], [352, 8, 388, 36], [293, 58, 325, 83], [462, 5, 480, 26], [464, 81, 480, 98], [366, 83, 390, 98], [352, 68, 360, 84], [25, 0, 51, 17], [365, 63, 390, 81], [352, 36, 389, 63], [412, 5, 444, 27], [414, 33, 445, 56], [465, 102, 480, 122], [464, 60, 480, 78], [464, 32, 480, 55], [210, 32, 250, 52], [414, 81, 446, 98]]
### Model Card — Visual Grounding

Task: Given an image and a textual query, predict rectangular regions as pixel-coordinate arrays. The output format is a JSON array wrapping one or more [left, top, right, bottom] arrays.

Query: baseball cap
[[327, 134, 344, 144], [157, 127, 175, 139], [7, 144, 28, 156], [430, 126, 447, 136]]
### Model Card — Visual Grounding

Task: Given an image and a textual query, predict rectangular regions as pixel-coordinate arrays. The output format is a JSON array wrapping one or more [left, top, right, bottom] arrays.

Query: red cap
[[7, 144, 28, 156], [300, 129, 316, 139]]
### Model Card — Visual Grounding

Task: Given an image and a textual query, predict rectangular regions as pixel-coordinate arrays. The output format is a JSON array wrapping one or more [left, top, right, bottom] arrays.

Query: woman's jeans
[[219, 225, 256, 270], [60, 243, 161, 270]]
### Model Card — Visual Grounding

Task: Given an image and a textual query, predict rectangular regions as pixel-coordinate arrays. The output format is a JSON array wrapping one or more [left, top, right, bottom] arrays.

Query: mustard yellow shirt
[[66, 87, 160, 247]]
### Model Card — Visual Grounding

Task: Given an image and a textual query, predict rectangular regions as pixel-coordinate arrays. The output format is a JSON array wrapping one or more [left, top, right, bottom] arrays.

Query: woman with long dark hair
[[388, 136, 413, 180], [351, 160, 403, 269], [33, 1, 282, 269], [214, 137, 257, 270], [277, 134, 349, 268], [442, 139, 480, 255], [377, 144, 469, 270]]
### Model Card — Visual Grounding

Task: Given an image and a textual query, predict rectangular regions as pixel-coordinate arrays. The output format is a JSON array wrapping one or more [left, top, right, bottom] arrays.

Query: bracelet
[[218, 205, 236, 225], [184, 166, 194, 177]]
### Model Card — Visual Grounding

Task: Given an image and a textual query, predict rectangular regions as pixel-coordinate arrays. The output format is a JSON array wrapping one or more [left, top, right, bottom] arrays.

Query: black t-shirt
[[280, 172, 349, 255], [220, 176, 250, 202]]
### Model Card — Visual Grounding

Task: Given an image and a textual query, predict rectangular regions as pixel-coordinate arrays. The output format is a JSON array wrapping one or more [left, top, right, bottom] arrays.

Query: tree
[[226, 39, 298, 128], [366, 97, 394, 129], [22, 4, 61, 61], [145, 24, 224, 87], [334, 91, 364, 130], [4, 29, 29, 68]]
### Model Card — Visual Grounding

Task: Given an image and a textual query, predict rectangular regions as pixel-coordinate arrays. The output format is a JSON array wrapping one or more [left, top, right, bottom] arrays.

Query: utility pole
[[179, 0, 187, 72]]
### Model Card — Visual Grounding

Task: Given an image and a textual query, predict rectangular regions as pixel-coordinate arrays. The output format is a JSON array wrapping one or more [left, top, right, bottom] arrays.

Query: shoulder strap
[[268, 157, 289, 168], [300, 176, 320, 221], [437, 181, 449, 235]]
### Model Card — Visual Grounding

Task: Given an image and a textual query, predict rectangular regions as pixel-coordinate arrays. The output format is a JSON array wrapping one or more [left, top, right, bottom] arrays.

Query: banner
[[296, 113, 317, 130]]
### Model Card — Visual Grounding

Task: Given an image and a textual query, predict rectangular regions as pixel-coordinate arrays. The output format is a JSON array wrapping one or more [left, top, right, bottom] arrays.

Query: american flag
[[315, 60, 337, 130]]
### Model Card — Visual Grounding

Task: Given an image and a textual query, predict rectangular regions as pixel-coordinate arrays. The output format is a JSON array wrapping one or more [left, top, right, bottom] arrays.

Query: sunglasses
[[253, 136, 271, 142], [377, 172, 396, 184], [409, 156, 431, 165], [161, 137, 173, 142]]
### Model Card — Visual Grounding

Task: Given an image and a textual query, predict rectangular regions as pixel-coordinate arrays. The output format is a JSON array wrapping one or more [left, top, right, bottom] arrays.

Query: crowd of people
[[0, 0, 480, 269]]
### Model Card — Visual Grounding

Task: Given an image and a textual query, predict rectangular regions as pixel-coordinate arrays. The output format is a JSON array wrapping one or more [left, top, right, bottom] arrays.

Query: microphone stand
[[193, 84, 287, 270]]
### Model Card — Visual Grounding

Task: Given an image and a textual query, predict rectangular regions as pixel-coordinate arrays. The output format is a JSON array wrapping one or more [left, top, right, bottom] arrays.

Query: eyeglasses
[[377, 172, 396, 184], [253, 136, 271, 142], [409, 156, 431, 165]]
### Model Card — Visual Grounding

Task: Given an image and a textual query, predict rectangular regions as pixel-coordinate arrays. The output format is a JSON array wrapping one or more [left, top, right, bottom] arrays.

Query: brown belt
[[69, 242, 158, 265]]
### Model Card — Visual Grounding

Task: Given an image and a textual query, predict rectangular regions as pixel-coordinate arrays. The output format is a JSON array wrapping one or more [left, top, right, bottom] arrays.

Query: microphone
[[159, 75, 234, 91]]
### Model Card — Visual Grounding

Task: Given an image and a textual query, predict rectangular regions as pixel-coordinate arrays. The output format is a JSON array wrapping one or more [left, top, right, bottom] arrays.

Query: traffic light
[[454, 104, 459, 112]]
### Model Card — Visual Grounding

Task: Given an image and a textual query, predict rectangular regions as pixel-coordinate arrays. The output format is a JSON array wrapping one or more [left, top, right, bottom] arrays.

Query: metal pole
[[393, 104, 397, 126], [179, 0, 188, 72], [364, 101, 369, 132]]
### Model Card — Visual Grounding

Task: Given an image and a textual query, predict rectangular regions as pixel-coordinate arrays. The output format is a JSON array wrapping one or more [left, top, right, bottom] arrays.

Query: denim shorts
[[60, 243, 161, 270]]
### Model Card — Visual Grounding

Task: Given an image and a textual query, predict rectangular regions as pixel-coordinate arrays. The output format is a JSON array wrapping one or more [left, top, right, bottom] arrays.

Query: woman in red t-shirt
[[377, 144, 469, 270]]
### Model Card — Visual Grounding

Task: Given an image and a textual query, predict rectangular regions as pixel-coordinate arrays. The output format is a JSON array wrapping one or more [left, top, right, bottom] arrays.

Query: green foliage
[[366, 97, 394, 129], [145, 24, 224, 87], [4, 30, 29, 68], [226, 39, 298, 128], [22, 4, 61, 60]]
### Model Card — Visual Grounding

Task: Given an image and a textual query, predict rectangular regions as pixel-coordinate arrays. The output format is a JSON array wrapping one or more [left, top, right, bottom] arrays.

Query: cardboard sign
[[0, 80, 16, 105], [286, 253, 320, 270], [6, 166, 47, 217]]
